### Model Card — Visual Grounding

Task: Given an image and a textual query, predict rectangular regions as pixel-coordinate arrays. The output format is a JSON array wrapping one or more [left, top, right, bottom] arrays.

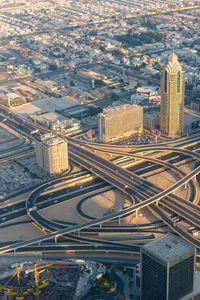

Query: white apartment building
[[35, 133, 68, 175]]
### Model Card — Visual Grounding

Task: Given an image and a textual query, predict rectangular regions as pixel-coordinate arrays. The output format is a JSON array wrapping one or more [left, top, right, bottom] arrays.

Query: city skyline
[[0, 1, 199, 299]]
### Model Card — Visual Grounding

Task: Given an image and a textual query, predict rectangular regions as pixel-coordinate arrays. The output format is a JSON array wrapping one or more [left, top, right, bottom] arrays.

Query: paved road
[[0, 104, 200, 255]]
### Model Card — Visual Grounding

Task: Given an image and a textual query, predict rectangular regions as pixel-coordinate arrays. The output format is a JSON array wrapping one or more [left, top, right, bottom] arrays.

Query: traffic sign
[[87, 129, 93, 137]]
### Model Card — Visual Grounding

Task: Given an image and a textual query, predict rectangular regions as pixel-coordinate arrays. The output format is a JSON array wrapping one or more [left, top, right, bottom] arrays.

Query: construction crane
[[25, 263, 53, 297], [0, 265, 23, 292], [16, 265, 21, 286], [0, 263, 52, 298], [25, 263, 53, 279]]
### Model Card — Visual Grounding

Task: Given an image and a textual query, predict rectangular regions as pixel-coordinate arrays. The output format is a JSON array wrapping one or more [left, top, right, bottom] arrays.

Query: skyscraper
[[140, 233, 196, 300], [160, 53, 185, 137]]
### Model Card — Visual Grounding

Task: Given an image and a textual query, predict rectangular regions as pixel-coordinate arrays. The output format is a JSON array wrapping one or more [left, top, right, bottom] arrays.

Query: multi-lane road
[[0, 104, 200, 258], [0, 138, 200, 254]]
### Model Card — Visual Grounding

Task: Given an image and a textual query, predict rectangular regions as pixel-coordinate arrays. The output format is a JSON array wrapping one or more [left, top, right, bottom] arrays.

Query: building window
[[164, 71, 168, 93], [177, 71, 180, 93]]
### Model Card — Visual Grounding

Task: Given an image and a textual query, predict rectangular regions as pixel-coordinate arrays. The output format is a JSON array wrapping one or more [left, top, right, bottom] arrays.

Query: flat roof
[[7, 92, 20, 99], [32, 112, 67, 124], [44, 137, 67, 146], [144, 111, 160, 117], [101, 104, 142, 116], [61, 104, 88, 116], [143, 233, 195, 263], [35, 133, 67, 146], [137, 86, 157, 94]]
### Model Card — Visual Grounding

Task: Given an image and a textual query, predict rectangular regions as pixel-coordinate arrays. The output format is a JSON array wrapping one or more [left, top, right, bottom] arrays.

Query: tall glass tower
[[140, 233, 196, 300], [160, 53, 185, 137]]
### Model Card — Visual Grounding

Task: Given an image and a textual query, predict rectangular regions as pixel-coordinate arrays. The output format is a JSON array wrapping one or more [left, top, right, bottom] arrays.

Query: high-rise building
[[160, 53, 185, 137], [35, 133, 68, 174], [98, 104, 143, 142], [140, 233, 196, 300]]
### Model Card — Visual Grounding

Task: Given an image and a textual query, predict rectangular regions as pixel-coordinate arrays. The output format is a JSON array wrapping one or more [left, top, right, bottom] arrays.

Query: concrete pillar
[[135, 209, 138, 218], [78, 230, 80, 236], [193, 175, 196, 183], [185, 182, 187, 189], [14, 249, 16, 256], [55, 236, 57, 244], [156, 200, 159, 206], [100, 223, 102, 229], [173, 189, 176, 194], [118, 217, 121, 225]]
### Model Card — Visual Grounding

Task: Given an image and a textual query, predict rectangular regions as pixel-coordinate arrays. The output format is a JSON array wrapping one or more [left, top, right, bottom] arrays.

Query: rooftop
[[137, 86, 157, 94], [144, 111, 160, 116], [44, 137, 67, 146], [101, 104, 142, 116], [31, 112, 67, 125], [35, 133, 67, 146], [143, 233, 195, 263]]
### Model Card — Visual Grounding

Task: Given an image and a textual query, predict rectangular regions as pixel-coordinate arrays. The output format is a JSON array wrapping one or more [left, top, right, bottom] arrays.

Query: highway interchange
[[0, 104, 200, 262]]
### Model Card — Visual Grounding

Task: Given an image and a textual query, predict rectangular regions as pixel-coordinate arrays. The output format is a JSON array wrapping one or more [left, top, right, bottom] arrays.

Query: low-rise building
[[143, 111, 160, 130], [30, 112, 80, 132], [191, 98, 200, 112]]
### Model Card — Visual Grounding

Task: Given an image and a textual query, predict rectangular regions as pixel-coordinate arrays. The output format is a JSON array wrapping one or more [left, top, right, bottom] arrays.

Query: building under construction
[[0, 262, 79, 300], [98, 104, 143, 142]]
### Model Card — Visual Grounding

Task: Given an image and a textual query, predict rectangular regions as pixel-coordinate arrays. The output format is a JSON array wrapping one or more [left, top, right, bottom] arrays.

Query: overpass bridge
[[0, 140, 200, 255], [0, 104, 200, 256]]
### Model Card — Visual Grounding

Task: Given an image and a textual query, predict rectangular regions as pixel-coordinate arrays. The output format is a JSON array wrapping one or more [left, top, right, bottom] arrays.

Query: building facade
[[143, 111, 160, 131], [191, 98, 200, 112], [35, 133, 68, 174], [140, 233, 196, 300], [98, 104, 143, 142], [160, 53, 185, 137]]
